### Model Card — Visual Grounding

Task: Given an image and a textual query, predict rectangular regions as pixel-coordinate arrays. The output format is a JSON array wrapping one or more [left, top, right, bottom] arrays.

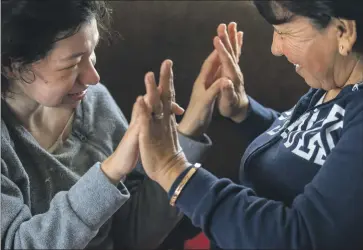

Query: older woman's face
[[11, 18, 100, 108], [271, 16, 353, 90]]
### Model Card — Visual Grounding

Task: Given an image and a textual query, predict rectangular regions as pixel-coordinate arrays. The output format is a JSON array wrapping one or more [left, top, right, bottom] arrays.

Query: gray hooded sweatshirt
[[1, 83, 211, 249]]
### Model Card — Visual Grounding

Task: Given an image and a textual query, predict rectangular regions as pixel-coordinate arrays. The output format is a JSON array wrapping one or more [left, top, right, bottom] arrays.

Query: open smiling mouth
[[67, 89, 88, 101], [68, 90, 86, 96]]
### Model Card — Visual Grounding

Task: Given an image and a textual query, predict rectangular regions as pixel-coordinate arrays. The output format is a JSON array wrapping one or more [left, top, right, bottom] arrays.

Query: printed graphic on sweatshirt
[[267, 104, 345, 166]]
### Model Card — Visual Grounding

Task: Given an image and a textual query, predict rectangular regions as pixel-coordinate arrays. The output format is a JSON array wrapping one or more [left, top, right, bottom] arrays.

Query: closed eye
[[58, 64, 78, 71]]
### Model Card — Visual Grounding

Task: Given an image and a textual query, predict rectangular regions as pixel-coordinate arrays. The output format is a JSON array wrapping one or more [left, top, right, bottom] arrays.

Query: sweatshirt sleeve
[[178, 132, 212, 164], [1, 162, 130, 250], [239, 96, 280, 141], [168, 98, 363, 249]]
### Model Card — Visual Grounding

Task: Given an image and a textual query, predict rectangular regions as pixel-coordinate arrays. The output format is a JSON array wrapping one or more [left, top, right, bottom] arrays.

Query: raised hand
[[137, 60, 189, 191], [215, 23, 249, 123], [101, 97, 142, 184], [177, 50, 229, 138]]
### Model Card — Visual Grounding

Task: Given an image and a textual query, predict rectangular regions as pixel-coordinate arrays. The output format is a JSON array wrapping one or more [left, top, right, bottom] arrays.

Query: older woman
[[135, 1, 363, 249], [0, 1, 227, 249]]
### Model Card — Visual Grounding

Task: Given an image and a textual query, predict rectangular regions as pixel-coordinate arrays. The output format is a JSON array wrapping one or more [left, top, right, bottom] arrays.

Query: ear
[[3, 61, 24, 80], [2, 66, 15, 79], [336, 19, 357, 56]]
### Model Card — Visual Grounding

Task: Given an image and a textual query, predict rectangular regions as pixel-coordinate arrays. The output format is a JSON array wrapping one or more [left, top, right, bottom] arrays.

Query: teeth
[[294, 64, 300, 68], [69, 91, 82, 96]]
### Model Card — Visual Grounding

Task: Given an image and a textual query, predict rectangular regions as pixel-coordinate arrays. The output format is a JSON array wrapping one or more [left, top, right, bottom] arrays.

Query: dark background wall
[[96, 1, 308, 181]]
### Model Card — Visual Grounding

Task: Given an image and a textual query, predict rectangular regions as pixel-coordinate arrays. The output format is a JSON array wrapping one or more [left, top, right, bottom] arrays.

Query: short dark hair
[[1, 0, 113, 97], [253, 0, 363, 54]]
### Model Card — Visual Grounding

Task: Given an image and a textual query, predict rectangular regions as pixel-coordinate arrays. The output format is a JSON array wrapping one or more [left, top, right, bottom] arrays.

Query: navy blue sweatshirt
[[169, 82, 363, 249]]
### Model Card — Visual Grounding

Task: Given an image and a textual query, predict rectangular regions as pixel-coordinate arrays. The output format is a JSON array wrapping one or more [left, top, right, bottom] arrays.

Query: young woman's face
[[11, 18, 100, 108]]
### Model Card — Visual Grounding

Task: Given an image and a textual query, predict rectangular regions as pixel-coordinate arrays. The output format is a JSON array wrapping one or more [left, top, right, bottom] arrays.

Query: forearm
[[165, 164, 363, 249], [2, 164, 129, 249], [234, 96, 280, 144], [177, 131, 212, 164]]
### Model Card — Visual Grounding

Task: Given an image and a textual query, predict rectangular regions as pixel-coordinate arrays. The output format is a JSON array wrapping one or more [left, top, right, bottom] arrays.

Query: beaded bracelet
[[170, 163, 201, 206]]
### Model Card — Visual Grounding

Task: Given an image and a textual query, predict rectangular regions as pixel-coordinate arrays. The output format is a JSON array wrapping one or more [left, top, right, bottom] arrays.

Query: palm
[[217, 65, 245, 118], [211, 23, 249, 123]]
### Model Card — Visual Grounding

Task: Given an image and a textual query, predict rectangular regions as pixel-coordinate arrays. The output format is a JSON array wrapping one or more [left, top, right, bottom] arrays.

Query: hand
[[178, 23, 248, 138], [101, 98, 142, 184], [137, 60, 189, 191], [214, 23, 249, 123], [177, 50, 228, 138]]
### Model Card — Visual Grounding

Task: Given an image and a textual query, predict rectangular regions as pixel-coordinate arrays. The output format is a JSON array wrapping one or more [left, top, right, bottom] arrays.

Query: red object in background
[[184, 232, 210, 249]]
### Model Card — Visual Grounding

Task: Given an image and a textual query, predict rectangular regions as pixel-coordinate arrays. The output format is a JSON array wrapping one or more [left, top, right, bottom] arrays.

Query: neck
[[325, 55, 363, 102], [4, 83, 45, 126], [342, 55, 363, 87], [3, 81, 70, 130]]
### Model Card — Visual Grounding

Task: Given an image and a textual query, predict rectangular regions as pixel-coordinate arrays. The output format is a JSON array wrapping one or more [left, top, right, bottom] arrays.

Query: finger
[[228, 22, 238, 62], [205, 77, 228, 102], [144, 72, 163, 114], [213, 36, 237, 80], [197, 50, 220, 88], [236, 31, 244, 63], [195, 50, 220, 89], [217, 23, 236, 62], [129, 97, 142, 126], [171, 102, 185, 115], [170, 112, 180, 151], [159, 59, 174, 116], [213, 66, 222, 83], [136, 96, 152, 135]]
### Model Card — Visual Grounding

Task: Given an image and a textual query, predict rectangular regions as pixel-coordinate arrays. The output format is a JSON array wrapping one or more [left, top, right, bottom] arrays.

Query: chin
[[304, 79, 322, 89], [301, 73, 326, 90]]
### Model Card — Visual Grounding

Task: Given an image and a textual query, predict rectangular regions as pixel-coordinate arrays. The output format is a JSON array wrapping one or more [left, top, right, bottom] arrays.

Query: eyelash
[[65, 64, 78, 70], [64, 55, 96, 72], [275, 30, 285, 40]]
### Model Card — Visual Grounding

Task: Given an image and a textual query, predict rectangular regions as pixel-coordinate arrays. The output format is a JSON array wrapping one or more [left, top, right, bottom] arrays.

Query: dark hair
[[1, 0, 113, 97], [253, 0, 363, 54]]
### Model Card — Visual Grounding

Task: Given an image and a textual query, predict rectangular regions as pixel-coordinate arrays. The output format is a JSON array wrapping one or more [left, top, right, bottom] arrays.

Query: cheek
[[26, 77, 76, 107], [304, 40, 334, 76], [281, 39, 306, 63]]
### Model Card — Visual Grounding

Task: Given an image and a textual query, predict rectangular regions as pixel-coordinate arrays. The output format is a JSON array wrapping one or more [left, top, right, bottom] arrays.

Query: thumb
[[171, 102, 185, 115], [130, 96, 143, 126], [220, 78, 235, 102], [206, 77, 230, 101], [198, 50, 220, 85], [137, 96, 152, 135]]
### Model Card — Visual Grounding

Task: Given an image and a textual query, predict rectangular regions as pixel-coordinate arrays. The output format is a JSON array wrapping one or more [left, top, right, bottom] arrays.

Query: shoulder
[[340, 87, 363, 127], [1, 117, 15, 154]]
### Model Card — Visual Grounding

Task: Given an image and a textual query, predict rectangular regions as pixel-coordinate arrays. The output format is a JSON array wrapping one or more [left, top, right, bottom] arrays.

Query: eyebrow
[[60, 36, 100, 61], [60, 51, 86, 61]]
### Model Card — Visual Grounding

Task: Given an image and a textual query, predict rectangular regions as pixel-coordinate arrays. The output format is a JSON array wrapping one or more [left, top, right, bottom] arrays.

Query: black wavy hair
[[253, 0, 363, 54], [1, 0, 113, 97]]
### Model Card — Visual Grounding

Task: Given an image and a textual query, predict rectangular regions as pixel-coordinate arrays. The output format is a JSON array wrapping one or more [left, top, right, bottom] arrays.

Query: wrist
[[177, 126, 204, 141], [230, 98, 250, 123], [154, 156, 190, 192], [177, 121, 202, 139], [101, 156, 125, 185]]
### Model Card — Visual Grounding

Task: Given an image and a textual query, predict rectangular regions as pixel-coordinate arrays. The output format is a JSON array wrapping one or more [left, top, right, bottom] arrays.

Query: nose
[[77, 58, 100, 86], [271, 31, 284, 57]]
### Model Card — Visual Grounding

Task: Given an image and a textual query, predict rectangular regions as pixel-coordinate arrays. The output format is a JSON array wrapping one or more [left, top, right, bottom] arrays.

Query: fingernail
[[148, 73, 153, 83]]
